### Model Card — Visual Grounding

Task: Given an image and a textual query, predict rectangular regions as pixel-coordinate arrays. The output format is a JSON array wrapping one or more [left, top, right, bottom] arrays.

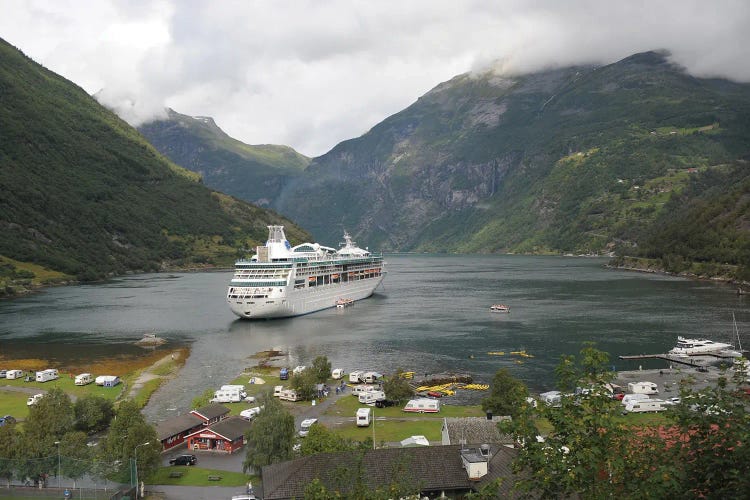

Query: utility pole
[[134, 442, 150, 499], [54, 441, 61, 489]]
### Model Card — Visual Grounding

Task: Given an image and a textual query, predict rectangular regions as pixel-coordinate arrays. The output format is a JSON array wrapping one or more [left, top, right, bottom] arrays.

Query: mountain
[[137, 109, 309, 207], [268, 51, 750, 278], [0, 38, 309, 296]]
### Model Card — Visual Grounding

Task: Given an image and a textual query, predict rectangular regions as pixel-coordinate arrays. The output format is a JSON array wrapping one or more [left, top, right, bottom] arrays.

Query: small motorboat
[[426, 391, 443, 398], [490, 304, 510, 313]]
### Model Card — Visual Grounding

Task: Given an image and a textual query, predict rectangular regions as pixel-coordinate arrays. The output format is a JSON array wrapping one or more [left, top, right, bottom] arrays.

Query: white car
[[299, 418, 318, 437]]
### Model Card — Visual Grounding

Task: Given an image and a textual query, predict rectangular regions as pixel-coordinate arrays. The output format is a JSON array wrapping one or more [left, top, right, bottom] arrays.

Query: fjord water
[[1, 255, 747, 420]]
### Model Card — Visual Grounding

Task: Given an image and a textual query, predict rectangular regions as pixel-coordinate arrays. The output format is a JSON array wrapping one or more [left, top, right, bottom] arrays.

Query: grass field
[[0, 389, 31, 422], [148, 466, 255, 487]]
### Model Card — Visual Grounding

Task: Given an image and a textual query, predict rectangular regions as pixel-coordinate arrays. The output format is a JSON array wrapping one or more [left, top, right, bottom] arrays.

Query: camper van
[[627, 381, 658, 395], [621, 394, 651, 406], [5, 370, 23, 380], [279, 389, 302, 402], [220, 385, 248, 398], [74, 373, 93, 386], [356, 408, 372, 427], [349, 370, 365, 383], [35, 369, 59, 383], [293, 366, 306, 376], [363, 371, 382, 384], [358, 390, 386, 406], [279, 367, 289, 380], [331, 368, 344, 380], [403, 398, 440, 413], [211, 389, 244, 403], [273, 385, 284, 397], [625, 399, 669, 413]]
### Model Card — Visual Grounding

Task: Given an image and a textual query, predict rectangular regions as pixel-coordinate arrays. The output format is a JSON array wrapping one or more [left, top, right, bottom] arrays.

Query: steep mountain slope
[[137, 109, 309, 207], [0, 38, 309, 295], [272, 51, 750, 273]]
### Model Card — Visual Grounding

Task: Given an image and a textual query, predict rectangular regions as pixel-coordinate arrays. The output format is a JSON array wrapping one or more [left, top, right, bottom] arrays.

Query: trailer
[[627, 381, 658, 395], [26, 394, 44, 406], [293, 366, 306, 376], [273, 385, 284, 397], [35, 369, 59, 383], [403, 398, 440, 413], [220, 385, 248, 398], [625, 399, 669, 413], [356, 408, 371, 427], [363, 371, 383, 384], [358, 390, 386, 406], [349, 370, 365, 383], [6, 370, 23, 380], [211, 389, 244, 403], [331, 368, 344, 380], [74, 373, 93, 386], [540, 391, 562, 407], [95, 375, 120, 387], [621, 394, 650, 406], [279, 389, 302, 401], [351, 384, 378, 396]]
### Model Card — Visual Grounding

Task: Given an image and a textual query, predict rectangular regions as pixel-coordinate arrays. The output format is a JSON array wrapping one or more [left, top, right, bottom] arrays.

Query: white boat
[[335, 298, 354, 308], [668, 336, 733, 356], [227, 226, 385, 319], [489, 304, 510, 313]]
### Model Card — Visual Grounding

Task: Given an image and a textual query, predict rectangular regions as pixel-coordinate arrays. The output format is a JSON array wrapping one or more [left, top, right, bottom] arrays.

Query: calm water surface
[[1, 255, 747, 420]]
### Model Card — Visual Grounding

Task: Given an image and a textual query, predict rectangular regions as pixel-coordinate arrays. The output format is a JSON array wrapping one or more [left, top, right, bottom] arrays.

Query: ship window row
[[301, 270, 382, 287], [234, 270, 290, 278], [230, 281, 286, 287]]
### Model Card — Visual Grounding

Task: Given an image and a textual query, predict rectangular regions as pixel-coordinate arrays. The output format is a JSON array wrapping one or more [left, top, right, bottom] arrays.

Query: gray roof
[[191, 403, 230, 421], [442, 416, 514, 445], [155, 413, 203, 441], [261, 444, 521, 500], [187, 416, 252, 441]]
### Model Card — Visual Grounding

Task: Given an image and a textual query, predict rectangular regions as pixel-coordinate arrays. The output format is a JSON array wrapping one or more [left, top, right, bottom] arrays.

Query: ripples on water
[[0, 255, 747, 419]]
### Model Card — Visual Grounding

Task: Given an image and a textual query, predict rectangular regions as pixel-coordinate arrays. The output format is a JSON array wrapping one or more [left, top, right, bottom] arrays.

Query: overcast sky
[[2, 1, 749, 157]]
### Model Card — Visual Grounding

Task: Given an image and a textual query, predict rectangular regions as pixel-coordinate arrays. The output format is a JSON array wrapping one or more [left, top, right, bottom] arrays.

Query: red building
[[191, 403, 230, 426], [155, 403, 230, 452], [185, 416, 253, 453]]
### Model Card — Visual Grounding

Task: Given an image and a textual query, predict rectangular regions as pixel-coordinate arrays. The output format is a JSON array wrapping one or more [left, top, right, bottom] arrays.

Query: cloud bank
[[2, 0, 748, 156]]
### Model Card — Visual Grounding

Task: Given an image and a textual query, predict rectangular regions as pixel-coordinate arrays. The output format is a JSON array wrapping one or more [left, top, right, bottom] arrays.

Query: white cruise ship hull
[[228, 273, 385, 319]]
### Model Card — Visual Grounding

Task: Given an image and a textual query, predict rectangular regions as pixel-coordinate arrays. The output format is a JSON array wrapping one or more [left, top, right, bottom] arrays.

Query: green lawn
[[0, 389, 31, 421], [325, 393, 484, 419], [148, 466, 255, 487], [0, 375, 122, 401], [331, 417, 444, 443]]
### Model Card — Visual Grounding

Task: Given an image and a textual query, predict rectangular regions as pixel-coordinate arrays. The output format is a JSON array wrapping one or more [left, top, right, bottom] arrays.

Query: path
[[127, 350, 183, 399]]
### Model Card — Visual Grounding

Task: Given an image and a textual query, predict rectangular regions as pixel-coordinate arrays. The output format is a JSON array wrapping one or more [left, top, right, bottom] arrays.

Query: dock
[[618, 351, 740, 367]]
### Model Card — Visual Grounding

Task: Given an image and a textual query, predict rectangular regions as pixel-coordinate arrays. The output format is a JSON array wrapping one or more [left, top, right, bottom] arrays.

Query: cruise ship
[[227, 226, 385, 319]]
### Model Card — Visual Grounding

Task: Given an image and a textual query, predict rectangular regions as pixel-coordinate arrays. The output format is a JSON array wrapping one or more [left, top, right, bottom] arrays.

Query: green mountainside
[[269, 51, 750, 279], [137, 109, 309, 206], [0, 38, 309, 296]]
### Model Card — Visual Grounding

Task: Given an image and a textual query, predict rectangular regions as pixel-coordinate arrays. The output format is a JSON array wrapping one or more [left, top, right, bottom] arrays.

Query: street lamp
[[134, 442, 150, 500], [54, 441, 61, 489]]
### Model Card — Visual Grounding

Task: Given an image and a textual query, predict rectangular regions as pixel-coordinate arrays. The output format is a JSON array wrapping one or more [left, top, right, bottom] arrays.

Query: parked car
[[375, 399, 397, 408], [0, 370, 7, 378], [0, 415, 16, 426], [169, 454, 197, 466]]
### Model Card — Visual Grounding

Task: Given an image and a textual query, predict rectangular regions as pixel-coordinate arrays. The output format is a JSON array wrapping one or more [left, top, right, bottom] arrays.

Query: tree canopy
[[243, 391, 295, 474]]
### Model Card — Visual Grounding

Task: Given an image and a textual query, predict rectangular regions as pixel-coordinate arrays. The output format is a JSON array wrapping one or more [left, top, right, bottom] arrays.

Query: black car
[[375, 399, 396, 408], [169, 454, 197, 466]]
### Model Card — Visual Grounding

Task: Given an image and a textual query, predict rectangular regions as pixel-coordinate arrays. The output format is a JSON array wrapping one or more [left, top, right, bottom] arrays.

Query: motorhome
[[356, 408, 371, 427], [74, 373, 93, 386], [540, 391, 562, 407], [299, 418, 317, 437], [331, 368, 344, 380], [627, 381, 658, 395], [35, 369, 59, 383], [351, 384, 378, 396], [26, 394, 44, 406], [358, 390, 386, 406], [95, 375, 120, 387], [403, 398, 440, 413], [621, 394, 651, 406], [6, 370, 23, 380], [349, 370, 365, 383], [363, 371, 382, 384], [220, 385, 248, 398], [273, 385, 284, 397], [279, 389, 302, 402], [211, 389, 244, 403], [625, 399, 669, 413]]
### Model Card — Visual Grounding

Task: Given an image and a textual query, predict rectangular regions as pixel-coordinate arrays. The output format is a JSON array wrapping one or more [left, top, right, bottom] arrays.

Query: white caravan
[[625, 399, 669, 413], [358, 390, 386, 406], [627, 381, 658, 395], [35, 369, 59, 383], [356, 408, 372, 427], [403, 398, 440, 413], [74, 373, 93, 386]]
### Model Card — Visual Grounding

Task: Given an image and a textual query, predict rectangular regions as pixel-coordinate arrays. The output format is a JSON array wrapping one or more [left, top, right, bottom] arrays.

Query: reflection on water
[[1, 256, 747, 420]]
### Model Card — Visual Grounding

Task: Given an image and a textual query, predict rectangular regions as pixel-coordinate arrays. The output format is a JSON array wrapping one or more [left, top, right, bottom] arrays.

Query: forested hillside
[[137, 109, 309, 207], [0, 38, 309, 296]]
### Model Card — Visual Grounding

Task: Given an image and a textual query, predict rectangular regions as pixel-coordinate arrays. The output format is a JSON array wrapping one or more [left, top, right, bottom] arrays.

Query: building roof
[[442, 416, 514, 445], [155, 413, 204, 441], [261, 444, 522, 500], [191, 403, 230, 421], [187, 416, 252, 441]]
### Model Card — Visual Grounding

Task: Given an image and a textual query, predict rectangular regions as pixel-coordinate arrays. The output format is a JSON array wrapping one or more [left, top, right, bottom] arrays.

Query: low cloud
[[2, 0, 748, 156]]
